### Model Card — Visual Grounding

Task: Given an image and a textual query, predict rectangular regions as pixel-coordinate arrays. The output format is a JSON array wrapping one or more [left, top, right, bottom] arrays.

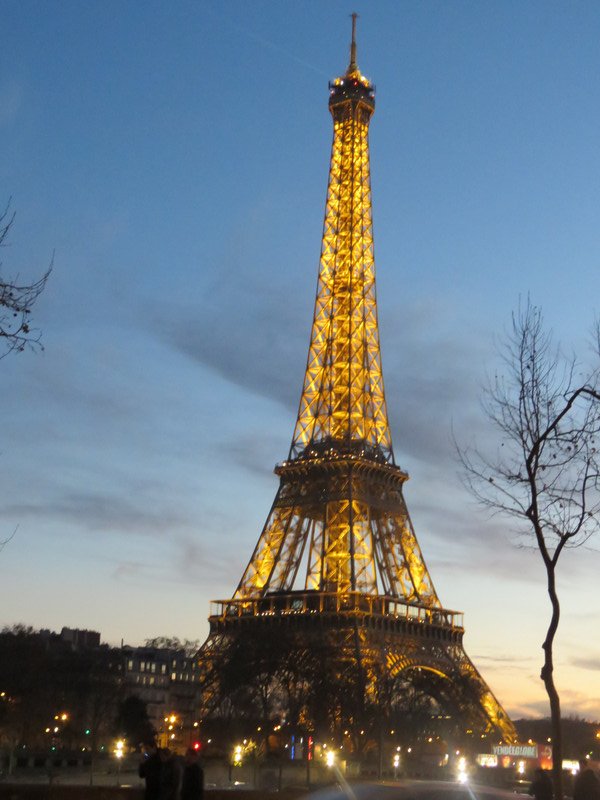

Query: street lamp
[[161, 714, 178, 748], [457, 756, 468, 784], [228, 743, 243, 783], [114, 739, 125, 786]]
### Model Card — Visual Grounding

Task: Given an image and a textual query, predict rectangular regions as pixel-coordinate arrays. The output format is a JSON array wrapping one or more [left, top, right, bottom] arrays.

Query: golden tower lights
[[200, 18, 517, 744]]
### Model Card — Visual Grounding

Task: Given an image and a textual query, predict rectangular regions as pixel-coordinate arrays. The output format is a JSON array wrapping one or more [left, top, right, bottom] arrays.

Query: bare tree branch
[[0, 200, 52, 359], [458, 300, 600, 800], [0, 526, 17, 555]]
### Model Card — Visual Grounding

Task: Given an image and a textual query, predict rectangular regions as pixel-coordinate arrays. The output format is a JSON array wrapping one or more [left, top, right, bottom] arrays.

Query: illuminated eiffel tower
[[199, 17, 516, 744]]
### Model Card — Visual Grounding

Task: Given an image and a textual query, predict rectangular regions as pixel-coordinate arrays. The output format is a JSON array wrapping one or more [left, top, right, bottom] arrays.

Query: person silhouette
[[529, 767, 553, 800], [574, 760, 600, 800], [139, 742, 161, 800], [182, 748, 204, 800]]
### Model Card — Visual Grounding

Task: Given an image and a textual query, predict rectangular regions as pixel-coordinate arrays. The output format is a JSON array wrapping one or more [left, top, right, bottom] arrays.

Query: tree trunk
[[541, 563, 563, 800], [89, 734, 97, 787], [377, 715, 383, 779]]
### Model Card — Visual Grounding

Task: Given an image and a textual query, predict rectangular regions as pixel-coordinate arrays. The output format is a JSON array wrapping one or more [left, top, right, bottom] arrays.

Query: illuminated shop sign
[[492, 745, 538, 758], [477, 754, 499, 767]]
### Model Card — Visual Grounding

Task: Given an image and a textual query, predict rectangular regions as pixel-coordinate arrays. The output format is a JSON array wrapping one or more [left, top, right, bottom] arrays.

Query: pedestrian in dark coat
[[574, 760, 600, 800], [158, 748, 182, 800], [139, 743, 161, 800], [529, 768, 553, 800], [182, 748, 204, 800]]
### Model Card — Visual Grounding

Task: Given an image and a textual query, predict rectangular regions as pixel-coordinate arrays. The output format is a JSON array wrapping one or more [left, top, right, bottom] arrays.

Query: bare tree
[[0, 526, 17, 555], [144, 636, 201, 657], [460, 301, 600, 800], [0, 201, 51, 359]]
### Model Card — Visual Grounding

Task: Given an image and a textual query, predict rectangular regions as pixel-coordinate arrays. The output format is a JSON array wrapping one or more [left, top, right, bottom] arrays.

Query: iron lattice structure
[[199, 20, 516, 744]]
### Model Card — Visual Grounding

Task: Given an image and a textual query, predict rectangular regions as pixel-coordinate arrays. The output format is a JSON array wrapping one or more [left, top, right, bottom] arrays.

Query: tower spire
[[348, 12, 358, 74]]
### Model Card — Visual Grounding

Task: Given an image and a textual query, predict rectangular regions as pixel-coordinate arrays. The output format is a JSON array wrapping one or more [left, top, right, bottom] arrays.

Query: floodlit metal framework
[[198, 17, 516, 743]]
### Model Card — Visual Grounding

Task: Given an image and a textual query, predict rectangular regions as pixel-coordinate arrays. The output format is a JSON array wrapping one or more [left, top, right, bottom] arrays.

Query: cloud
[[570, 656, 600, 672], [0, 491, 187, 537], [555, 688, 600, 720], [158, 293, 304, 412], [221, 432, 288, 478], [472, 653, 537, 668], [383, 303, 491, 464], [112, 560, 148, 580], [173, 535, 216, 583], [98, 530, 241, 592], [509, 698, 551, 718], [507, 687, 600, 721], [152, 273, 491, 482]]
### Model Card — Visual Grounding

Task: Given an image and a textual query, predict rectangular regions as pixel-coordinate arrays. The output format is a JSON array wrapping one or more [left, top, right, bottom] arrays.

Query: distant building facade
[[15, 625, 201, 748], [38, 626, 102, 651], [121, 645, 201, 745], [59, 627, 101, 649]]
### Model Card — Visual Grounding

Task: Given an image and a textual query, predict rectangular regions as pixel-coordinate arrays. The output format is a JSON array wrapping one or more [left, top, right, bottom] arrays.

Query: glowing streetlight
[[233, 744, 243, 766], [326, 750, 335, 768], [114, 739, 125, 787]]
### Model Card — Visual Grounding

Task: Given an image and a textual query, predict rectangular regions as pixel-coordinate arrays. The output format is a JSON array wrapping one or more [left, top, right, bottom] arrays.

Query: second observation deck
[[209, 591, 464, 644]]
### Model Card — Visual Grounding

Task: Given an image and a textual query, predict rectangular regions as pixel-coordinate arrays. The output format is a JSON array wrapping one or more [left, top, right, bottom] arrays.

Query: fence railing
[[209, 591, 463, 631]]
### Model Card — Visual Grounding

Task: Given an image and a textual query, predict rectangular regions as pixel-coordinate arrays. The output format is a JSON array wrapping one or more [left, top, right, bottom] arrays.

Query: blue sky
[[2, 1, 600, 721]]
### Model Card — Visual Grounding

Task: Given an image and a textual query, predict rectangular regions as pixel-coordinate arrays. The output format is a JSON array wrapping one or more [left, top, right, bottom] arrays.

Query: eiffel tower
[[199, 17, 516, 745]]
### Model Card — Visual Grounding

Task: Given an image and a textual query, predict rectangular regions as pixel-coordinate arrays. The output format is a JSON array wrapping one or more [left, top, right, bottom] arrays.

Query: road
[[303, 778, 526, 800]]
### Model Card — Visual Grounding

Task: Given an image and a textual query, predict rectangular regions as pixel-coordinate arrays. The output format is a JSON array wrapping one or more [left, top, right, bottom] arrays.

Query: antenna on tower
[[349, 12, 358, 72]]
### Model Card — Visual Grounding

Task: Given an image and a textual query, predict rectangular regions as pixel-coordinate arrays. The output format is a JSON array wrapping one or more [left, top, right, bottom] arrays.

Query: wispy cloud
[[473, 653, 536, 668], [570, 656, 600, 672], [556, 688, 600, 720], [152, 280, 490, 478], [221, 432, 288, 478], [112, 560, 148, 580], [156, 294, 305, 413], [0, 491, 187, 537]]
